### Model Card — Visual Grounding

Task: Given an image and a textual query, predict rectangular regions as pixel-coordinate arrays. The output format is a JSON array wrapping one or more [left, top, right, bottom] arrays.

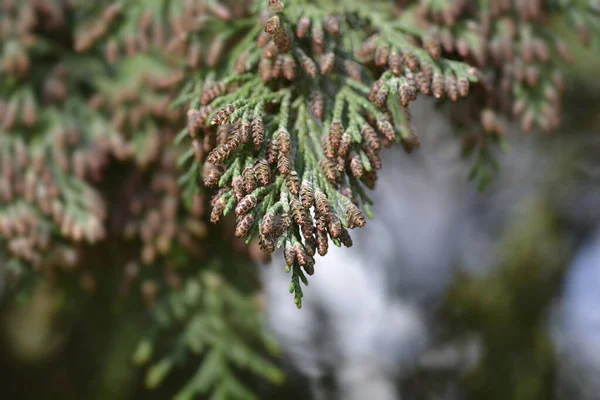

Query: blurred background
[[1, 4, 600, 400]]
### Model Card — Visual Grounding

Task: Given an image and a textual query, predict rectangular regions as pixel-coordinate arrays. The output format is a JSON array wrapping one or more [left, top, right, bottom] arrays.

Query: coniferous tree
[[0, 1, 599, 398]]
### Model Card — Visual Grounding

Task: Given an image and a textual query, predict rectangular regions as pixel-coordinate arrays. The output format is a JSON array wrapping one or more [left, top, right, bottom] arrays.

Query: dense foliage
[[0, 0, 599, 398]]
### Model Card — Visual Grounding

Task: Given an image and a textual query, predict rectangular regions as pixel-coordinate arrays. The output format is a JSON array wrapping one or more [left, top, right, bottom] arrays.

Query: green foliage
[[135, 271, 283, 400], [178, 0, 600, 305], [0, 1, 281, 398]]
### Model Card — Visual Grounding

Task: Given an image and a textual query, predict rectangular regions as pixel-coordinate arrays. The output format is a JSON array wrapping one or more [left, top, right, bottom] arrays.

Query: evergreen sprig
[[179, 0, 480, 307], [134, 271, 283, 400], [1, 1, 280, 398], [177, 0, 600, 307]]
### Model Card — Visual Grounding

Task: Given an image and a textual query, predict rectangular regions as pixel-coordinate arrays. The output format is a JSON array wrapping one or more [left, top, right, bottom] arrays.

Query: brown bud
[[296, 17, 311, 38], [300, 180, 314, 209], [259, 234, 276, 253], [399, 82, 415, 107], [277, 152, 291, 174], [225, 128, 242, 151], [282, 55, 297, 80], [293, 243, 307, 266], [261, 213, 276, 235], [302, 217, 315, 241], [314, 190, 330, 217], [210, 196, 227, 224], [457, 77, 470, 97], [403, 50, 419, 71], [237, 120, 250, 144], [358, 34, 379, 59], [543, 86, 559, 103], [329, 120, 344, 149], [369, 80, 384, 102], [207, 144, 231, 164], [375, 43, 391, 66], [189, 42, 203, 69], [267, 138, 279, 165], [432, 73, 445, 98], [311, 90, 325, 119], [255, 159, 271, 186], [338, 134, 351, 158], [345, 203, 366, 228], [362, 125, 380, 151], [328, 213, 342, 238], [319, 52, 335, 75], [21, 96, 37, 128], [323, 15, 340, 35], [512, 99, 526, 117], [374, 85, 389, 108], [264, 41, 278, 58], [445, 75, 458, 101], [319, 158, 337, 182], [105, 39, 119, 64], [235, 51, 250, 74], [274, 214, 291, 238], [243, 167, 257, 193], [311, 24, 325, 55], [525, 65, 539, 87], [235, 214, 254, 238], [401, 133, 420, 153], [336, 156, 346, 173], [187, 109, 203, 137], [277, 128, 291, 153], [317, 231, 329, 257], [304, 235, 317, 257], [272, 55, 284, 78], [441, 30, 454, 53], [340, 228, 353, 247], [286, 171, 300, 196], [456, 38, 470, 59], [217, 124, 230, 145], [532, 38, 549, 63], [291, 199, 307, 226], [203, 162, 224, 187], [343, 60, 362, 81], [206, 37, 225, 68], [521, 110, 535, 133], [323, 135, 335, 160], [232, 176, 245, 201], [424, 32, 441, 59], [349, 152, 364, 178], [300, 53, 318, 78], [481, 109, 496, 133], [265, 15, 280, 34], [269, 0, 284, 13], [555, 39, 574, 65], [389, 51, 403, 76], [102, 3, 122, 23], [377, 119, 395, 143], [259, 58, 273, 82], [257, 31, 270, 47], [252, 114, 264, 149], [201, 82, 226, 105], [316, 216, 328, 235], [274, 27, 291, 53], [284, 242, 296, 266], [235, 194, 257, 215]]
